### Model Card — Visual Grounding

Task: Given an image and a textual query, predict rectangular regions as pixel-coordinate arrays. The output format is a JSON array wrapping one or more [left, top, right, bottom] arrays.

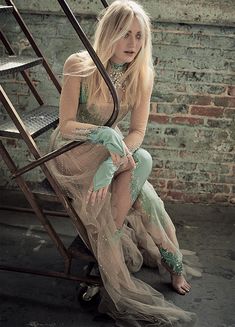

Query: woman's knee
[[133, 148, 153, 176]]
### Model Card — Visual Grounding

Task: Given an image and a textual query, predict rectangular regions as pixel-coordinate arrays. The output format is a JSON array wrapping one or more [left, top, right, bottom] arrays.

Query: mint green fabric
[[88, 126, 125, 157], [92, 148, 152, 196], [131, 149, 153, 202], [79, 82, 88, 104], [93, 157, 118, 191]]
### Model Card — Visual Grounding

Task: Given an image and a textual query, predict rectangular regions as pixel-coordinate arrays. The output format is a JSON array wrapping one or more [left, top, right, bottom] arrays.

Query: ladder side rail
[[13, 139, 83, 178], [0, 264, 102, 284], [57, 0, 119, 127], [4, 0, 62, 94], [0, 85, 91, 250], [0, 30, 44, 105], [0, 140, 71, 270]]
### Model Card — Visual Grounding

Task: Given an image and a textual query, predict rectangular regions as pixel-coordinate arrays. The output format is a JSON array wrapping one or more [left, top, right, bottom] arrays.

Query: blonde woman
[[50, 0, 201, 325]]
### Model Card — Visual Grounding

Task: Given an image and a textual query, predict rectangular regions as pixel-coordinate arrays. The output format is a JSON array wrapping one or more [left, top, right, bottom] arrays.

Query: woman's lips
[[124, 51, 135, 55]]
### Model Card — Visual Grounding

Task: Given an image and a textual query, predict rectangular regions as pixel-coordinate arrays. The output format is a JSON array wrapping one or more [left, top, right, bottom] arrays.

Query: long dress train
[[48, 55, 201, 326]]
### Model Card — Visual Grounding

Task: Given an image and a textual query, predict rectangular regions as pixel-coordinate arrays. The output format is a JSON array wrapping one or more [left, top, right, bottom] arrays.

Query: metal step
[[0, 5, 13, 14], [0, 56, 43, 76], [32, 178, 58, 202], [0, 105, 58, 138]]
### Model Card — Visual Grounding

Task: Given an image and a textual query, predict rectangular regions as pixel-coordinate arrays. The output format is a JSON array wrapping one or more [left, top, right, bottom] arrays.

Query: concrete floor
[[0, 203, 235, 327]]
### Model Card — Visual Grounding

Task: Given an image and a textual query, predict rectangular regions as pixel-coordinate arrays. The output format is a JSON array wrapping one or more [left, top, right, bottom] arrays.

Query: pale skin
[[85, 17, 191, 295]]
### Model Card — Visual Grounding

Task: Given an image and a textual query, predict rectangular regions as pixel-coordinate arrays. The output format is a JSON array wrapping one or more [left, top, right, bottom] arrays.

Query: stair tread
[[0, 5, 13, 13], [32, 179, 57, 198], [0, 104, 58, 138], [0, 55, 43, 76]]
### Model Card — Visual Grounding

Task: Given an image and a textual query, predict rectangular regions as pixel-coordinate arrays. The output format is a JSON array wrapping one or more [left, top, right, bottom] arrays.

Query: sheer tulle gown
[[48, 58, 201, 327]]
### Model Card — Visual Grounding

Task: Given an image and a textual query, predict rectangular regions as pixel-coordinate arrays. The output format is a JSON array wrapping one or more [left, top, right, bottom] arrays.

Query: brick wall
[[144, 22, 235, 204], [0, 1, 234, 205]]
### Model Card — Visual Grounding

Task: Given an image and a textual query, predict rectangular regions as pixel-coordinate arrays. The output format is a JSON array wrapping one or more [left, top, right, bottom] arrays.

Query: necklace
[[109, 61, 127, 92]]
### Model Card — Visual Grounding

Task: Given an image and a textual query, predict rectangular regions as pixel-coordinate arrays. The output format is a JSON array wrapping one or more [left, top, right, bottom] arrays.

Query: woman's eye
[[124, 33, 129, 39], [136, 34, 142, 40]]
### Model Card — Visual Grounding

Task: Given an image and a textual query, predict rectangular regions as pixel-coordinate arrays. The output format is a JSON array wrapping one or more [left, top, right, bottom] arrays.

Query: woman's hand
[[86, 183, 109, 206], [85, 142, 136, 206], [121, 142, 136, 169], [110, 141, 136, 169]]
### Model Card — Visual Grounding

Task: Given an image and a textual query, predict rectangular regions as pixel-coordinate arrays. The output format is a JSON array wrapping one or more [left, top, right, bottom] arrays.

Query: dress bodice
[[77, 82, 130, 127]]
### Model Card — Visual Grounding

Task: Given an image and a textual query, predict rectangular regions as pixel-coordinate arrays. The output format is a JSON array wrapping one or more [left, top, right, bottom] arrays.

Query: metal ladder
[[0, 0, 118, 291]]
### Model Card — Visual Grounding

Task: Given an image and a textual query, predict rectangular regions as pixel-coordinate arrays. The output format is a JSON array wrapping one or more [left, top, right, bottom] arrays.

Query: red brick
[[232, 165, 235, 175], [155, 169, 176, 179], [193, 96, 212, 105], [214, 96, 235, 107], [157, 191, 168, 200], [198, 193, 214, 203], [190, 105, 224, 117], [167, 180, 185, 190], [227, 85, 235, 96], [166, 190, 183, 201], [150, 102, 157, 113], [149, 114, 169, 124], [149, 178, 166, 189], [213, 194, 230, 203], [171, 116, 204, 125], [154, 139, 166, 146], [167, 180, 173, 189], [182, 193, 200, 203]]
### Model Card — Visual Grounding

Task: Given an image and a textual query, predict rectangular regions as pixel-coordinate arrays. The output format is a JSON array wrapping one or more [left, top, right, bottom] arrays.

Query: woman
[[49, 1, 201, 325]]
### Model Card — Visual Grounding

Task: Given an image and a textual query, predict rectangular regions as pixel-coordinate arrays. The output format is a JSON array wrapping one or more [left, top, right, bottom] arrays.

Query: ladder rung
[[0, 56, 43, 76], [0, 5, 13, 14], [0, 105, 58, 138]]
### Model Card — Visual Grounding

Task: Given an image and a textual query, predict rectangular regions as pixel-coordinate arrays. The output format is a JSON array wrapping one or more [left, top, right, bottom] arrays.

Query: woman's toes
[[178, 287, 186, 295], [171, 275, 191, 295], [182, 282, 190, 292], [182, 286, 190, 293]]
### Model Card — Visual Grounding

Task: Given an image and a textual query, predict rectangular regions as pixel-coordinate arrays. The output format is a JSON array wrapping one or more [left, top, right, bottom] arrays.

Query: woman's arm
[[59, 54, 96, 139], [59, 54, 125, 157], [123, 70, 154, 153]]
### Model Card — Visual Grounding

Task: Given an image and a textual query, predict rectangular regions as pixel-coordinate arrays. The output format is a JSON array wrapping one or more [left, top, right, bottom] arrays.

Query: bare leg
[[111, 149, 191, 295], [111, 148, 152, 229], [111, 168, 132, 229]]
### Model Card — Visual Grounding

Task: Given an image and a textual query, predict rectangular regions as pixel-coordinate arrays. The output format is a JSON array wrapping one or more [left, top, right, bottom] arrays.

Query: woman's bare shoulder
[[63, 53, 82, 73]]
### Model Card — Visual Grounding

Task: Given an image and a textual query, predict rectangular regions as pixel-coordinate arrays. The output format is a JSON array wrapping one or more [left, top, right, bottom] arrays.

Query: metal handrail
[[100, 0, 109, 8], [57, 0, 118, 127]]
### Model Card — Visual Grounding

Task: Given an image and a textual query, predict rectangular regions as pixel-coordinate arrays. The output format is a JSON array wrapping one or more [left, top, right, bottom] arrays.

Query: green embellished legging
[[111, 148, 183, 275]]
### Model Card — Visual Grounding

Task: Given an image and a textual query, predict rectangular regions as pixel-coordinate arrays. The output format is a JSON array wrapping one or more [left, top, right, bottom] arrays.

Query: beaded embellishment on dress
[[109, 61, 128, 92]]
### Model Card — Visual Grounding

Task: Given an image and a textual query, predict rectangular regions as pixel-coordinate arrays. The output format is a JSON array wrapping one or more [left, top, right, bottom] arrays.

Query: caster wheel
[[77, 285, 100, 310]]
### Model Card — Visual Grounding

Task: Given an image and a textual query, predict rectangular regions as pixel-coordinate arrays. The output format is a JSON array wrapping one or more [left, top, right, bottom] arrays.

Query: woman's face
[[111, 17, 143, 64]]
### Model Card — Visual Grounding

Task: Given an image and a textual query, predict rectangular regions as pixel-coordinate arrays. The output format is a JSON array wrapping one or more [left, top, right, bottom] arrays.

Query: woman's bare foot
[[171, 274, 191, 295]]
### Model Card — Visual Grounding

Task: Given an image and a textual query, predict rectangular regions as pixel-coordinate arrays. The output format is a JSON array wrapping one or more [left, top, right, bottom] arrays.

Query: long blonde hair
[[65, 0, 153, 108]]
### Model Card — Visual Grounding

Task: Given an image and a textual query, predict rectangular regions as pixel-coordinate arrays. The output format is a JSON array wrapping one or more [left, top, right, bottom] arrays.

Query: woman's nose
[[128, 35, 135, 47]]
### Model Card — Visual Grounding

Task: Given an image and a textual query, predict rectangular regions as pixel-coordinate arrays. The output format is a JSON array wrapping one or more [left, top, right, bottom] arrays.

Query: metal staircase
[[0, 0, 118, 294]]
